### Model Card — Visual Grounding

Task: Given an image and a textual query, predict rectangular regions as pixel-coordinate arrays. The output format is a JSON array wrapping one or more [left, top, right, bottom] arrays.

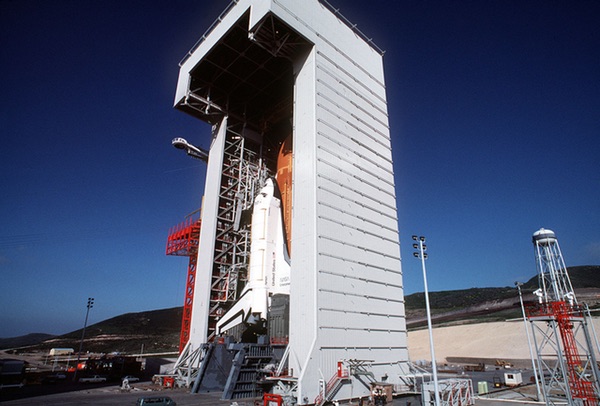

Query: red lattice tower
[[166, 217, 201, 352], [553, 301, 597, 405]]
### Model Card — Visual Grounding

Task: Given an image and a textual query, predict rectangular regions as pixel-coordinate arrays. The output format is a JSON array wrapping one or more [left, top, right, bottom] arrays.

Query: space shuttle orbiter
[[215, 178, 291, 335]]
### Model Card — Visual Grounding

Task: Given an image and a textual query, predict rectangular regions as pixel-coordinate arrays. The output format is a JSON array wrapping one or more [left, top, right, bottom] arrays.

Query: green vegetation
[[3, 266, 597, 352], [405, 287, 518, 311], [406, 265, 599, 311]]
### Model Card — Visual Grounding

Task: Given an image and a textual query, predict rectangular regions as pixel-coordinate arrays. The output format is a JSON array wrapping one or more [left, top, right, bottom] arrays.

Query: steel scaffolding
[[168, 120, 269, 386], [206, 122, 269, 341], [525, 229, 600, 405], [166, 217, 201, 352]]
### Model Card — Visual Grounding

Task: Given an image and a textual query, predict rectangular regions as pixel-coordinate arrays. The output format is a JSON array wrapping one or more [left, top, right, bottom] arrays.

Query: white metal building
[[173, 0, 411, 403]]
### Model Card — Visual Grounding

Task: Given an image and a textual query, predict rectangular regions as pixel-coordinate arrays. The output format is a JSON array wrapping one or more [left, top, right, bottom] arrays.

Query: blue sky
[[1, 0, 599, 338]]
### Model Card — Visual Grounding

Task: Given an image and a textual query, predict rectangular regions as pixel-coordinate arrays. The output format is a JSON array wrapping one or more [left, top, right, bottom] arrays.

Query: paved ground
[[0, 367, 543, 405], [0, 384, 543, 405], [0, 384, 235, 405]]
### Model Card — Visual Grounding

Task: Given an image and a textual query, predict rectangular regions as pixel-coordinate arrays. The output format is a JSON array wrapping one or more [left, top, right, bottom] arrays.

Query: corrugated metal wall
[[313, 38, 407, 366], [281, 0, 409, 399]]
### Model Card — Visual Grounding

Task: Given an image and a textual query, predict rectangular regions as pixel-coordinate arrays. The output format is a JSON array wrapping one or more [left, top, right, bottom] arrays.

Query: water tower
[[526, 228, 600, 405]]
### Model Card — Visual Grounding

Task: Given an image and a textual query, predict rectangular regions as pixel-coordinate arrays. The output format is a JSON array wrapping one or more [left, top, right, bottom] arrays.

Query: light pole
[[515, 282, 543, 402], [73, 297, 94, 382], [412, 235, 440, 405]]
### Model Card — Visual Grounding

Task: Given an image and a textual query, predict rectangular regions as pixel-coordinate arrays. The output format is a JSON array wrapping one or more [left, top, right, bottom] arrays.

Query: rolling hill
[[2, 265, 598, 353]]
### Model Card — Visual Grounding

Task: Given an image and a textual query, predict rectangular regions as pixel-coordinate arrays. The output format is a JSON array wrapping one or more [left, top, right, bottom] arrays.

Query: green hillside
[[405, 265, 600, 312], [4, 266, 598, 352]]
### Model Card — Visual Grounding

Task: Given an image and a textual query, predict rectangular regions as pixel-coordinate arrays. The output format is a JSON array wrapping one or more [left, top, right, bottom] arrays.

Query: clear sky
[[1, 0, 599, 338]]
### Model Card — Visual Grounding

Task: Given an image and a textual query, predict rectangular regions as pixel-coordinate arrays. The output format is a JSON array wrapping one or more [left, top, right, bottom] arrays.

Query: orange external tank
[[276, 134, 292, 256]]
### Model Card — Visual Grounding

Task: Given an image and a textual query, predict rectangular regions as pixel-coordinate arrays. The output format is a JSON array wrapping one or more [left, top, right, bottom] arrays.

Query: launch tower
[[171, 0, 413, 403], [525, 228, 600, 405]]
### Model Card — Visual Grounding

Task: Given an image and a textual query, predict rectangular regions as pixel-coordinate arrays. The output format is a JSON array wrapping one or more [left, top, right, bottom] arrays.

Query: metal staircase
[[527, 301, 599, 405], [555, 302, 597, 404], [223, 344, 277, 400], [314, 368, 351, 405]]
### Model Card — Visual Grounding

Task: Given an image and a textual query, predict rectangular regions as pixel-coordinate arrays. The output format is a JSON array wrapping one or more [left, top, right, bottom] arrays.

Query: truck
[[78, 375, 106, 383]]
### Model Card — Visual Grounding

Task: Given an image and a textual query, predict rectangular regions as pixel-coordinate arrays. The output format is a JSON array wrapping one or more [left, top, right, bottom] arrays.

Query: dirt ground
[[407, 317, 600, 363]]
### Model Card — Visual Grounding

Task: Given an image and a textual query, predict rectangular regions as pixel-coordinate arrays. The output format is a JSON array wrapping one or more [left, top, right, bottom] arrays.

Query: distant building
[[49, 348, 74, 357]]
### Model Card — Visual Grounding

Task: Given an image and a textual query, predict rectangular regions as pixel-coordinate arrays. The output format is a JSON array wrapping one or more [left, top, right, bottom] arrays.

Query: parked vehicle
[[135, 396, 176, 405], [78, 375, 106, 383], [0, 360, 25, 389], [122, 375, 140, 383]]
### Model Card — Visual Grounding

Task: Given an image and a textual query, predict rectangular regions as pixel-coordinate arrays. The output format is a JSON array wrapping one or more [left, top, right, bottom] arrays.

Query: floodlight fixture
[[74, 296, 95, 381], [412, 234, 439, 405], [172, 137, 209, 162]]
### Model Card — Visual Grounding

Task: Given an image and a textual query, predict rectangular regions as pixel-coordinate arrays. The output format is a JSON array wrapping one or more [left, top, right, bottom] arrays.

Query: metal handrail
[[179, 0, 385, 67], [318, 0, 385, 55], [179, 0, 240, 66]]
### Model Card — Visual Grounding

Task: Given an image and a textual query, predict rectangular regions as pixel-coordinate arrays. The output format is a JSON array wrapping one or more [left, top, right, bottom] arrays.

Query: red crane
[[166, 217, 201, 352]]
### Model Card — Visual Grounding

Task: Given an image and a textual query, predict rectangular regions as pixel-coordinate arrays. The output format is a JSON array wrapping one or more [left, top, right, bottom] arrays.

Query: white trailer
[[504, 372, 523, 387], [49, 348, 74, 357]]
